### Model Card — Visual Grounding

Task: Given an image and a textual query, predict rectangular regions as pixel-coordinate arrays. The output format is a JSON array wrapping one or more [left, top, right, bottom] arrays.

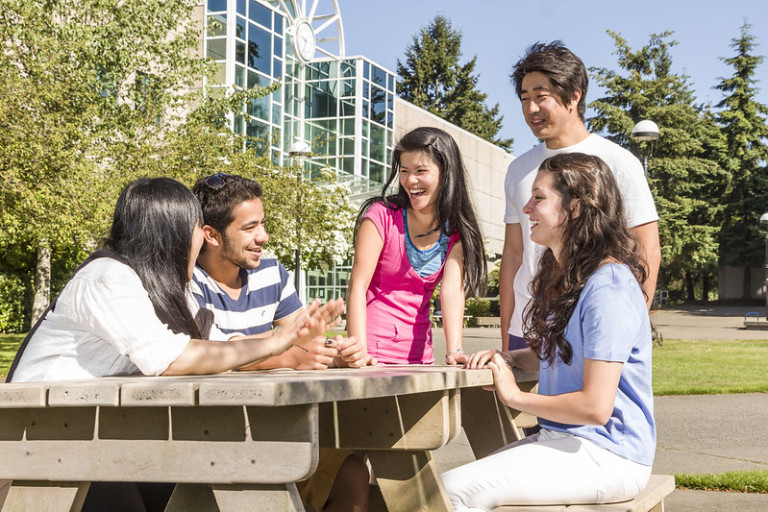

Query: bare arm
[[499, 223, 524, 350], [488, 354, 622, 425], [346, 219, 384, 355], [631, 221, 661, 310], [163, 299, 343, 375], [441, 242, 466, 365]]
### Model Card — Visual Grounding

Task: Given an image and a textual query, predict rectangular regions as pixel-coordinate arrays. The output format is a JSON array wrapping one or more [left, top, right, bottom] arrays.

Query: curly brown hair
[[522, 153, 648, 365]]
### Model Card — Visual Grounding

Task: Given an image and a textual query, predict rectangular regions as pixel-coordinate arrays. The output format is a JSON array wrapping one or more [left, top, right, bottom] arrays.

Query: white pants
[[442, 429, 651, 512]]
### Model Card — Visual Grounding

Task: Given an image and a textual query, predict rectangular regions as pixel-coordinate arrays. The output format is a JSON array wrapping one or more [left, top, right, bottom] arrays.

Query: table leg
[[461, 387, 525, 459], [367, 450, 452, 512], [0, 481, 89, 512], [166, 482, 305, 512]]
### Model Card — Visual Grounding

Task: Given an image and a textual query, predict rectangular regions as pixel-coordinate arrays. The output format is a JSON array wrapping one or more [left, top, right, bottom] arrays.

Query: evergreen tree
[[397, 15, 513, 151], [714, 22, 768, 300], [589, 30, 729, 302]]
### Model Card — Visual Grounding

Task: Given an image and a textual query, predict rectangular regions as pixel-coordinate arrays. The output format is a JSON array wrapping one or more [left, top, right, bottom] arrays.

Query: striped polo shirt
[[190, 259, 303, 337]]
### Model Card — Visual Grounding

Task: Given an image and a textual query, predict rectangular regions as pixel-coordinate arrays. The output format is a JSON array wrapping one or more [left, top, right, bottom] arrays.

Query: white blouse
[[11, 258, 222, 382]]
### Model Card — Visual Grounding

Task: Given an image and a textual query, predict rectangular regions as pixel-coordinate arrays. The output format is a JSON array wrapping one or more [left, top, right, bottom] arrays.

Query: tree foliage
[[714, 22, 768, 298], [396, 15, 513, 151], [0, 0, 354, 331], [589, 30, 729, 301]]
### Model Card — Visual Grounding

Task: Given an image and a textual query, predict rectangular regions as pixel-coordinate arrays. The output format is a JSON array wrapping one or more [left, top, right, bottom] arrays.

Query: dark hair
[[105, 177, 204, 337], [522, 153, 647, 365], [510, 41, 589, 120], [355, 127, 487, 296], [192, 173, 263, 234]]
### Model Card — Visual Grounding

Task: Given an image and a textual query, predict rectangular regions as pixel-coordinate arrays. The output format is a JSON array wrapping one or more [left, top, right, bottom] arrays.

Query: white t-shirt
[[11, 258, 227, 383], [504, 134, 659, 337]]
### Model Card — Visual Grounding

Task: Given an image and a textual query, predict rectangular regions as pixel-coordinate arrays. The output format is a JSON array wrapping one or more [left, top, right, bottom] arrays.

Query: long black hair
[[355, 127, 487, 296], [105, 177, 204, 337], [522, 153, 647, 365]]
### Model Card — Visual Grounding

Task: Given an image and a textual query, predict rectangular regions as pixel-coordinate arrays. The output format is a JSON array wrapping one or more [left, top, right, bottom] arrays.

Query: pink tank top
[[363, 202, 459, 364]]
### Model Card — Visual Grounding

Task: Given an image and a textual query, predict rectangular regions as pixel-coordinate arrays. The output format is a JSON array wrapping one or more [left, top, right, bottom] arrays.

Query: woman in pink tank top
[[346, 127, 487, 365]]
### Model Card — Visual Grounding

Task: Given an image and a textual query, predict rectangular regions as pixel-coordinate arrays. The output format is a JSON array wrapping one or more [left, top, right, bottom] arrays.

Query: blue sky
[[338, 0, 768, 155]]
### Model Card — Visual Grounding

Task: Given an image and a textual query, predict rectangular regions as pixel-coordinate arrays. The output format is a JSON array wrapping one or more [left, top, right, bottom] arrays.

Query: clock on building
[[292, 19, 316, 63]]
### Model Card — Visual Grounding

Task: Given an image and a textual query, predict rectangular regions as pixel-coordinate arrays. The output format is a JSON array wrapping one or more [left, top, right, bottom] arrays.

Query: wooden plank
[[210, 483, 304, 512], [120, 380, 197, 406], [48, 381, 119, 407], [1, 481, 89, 512], [198, 366, 504, 406], [492, 475, 675, 512], [318, 390, 456, 451], [0, 384, 47, 408], [566, 475, 675, 512], [368, 450, 452, 512], [0, 404, 319, 484]]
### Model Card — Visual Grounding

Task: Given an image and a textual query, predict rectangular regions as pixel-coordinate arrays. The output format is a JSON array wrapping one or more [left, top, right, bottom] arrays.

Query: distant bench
[[491, 474, 675, 512], [474, 316, 501, 328], [743, 312, 768, 329]]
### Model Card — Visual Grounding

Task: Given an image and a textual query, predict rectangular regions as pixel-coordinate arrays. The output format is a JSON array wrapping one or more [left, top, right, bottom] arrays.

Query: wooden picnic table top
[[0, 365, 539, 408]]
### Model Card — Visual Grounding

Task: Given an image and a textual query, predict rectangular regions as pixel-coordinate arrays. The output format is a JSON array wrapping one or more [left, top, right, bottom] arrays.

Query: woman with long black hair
[[346, 127, 487, 365]]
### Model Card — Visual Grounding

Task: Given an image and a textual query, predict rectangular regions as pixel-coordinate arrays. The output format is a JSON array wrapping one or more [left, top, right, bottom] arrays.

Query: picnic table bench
[[0, 365, 539, 512]]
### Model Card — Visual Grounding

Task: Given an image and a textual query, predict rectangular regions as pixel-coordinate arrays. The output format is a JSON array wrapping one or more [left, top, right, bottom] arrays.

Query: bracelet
[[445, 349, 464, 359]]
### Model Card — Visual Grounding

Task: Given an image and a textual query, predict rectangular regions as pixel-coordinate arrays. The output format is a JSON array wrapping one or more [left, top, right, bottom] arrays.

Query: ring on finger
[[324, 338, 335, 348]]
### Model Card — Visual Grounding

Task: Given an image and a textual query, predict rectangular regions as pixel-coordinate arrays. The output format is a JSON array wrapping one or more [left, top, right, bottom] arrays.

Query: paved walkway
[[431, 306, 768, 511]]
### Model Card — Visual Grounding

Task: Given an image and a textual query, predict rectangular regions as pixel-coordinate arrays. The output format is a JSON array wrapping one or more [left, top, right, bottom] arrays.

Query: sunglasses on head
[[204, 172, 228, 190]]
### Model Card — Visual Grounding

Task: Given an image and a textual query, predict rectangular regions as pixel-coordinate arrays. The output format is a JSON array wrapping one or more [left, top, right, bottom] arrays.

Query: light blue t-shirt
[[538, 263, 656, 466], [403, 210, 450, 278]]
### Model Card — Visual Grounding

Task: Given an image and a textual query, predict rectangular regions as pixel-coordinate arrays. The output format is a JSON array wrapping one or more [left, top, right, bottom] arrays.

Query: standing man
[[500, 41, 661, 351]]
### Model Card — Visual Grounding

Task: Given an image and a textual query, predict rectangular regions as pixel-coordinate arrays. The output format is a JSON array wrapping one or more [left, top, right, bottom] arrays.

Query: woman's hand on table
[[331, 335, 377, 368], [464, 349, 514, 369], [486, 353, 522, 405], [445, 350, 468, 365]]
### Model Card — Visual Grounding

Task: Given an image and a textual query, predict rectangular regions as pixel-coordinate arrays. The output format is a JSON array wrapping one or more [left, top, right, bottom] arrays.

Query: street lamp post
[[760, 213, 768, 313], [631, 120, 660, 176], [288, 140, 312, 298]]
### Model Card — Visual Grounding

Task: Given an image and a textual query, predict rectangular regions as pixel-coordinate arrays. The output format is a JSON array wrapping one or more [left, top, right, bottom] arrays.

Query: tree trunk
[[702, 273, 711, 302], [31, 242, 51, 325], [685, 270, 695, 302]]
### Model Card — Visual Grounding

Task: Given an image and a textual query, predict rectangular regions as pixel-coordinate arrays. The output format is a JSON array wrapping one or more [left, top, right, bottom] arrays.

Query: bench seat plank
[[492, 474, 674, 512]]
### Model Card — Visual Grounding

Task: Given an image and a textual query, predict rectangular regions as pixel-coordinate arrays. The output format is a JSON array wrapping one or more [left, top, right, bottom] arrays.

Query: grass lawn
[[653, 339, 768, 395]]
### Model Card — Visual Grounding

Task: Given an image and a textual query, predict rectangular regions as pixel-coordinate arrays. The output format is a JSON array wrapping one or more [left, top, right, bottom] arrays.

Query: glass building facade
[[203, 0, 396, 301]]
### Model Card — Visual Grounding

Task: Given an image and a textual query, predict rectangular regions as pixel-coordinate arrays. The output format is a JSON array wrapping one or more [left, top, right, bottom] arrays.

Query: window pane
[[207, 0, 227, 12], [235, 65, 245, 88], [370, 123, 385, 162], [371, 87, 386, 123], [207, 38, 227, 61], [340, 99, 355, 116], [249, 0, 271, 28], [370, 162, 385, 185], [214, 62, 226, 84], [372, 66, 386, 87], [236, 16, 246, 39], [273, 57, 282, 79], [248, 23, 271, 72], [207, 14, 226, 36], [236, 41, 245, 64], [237, 0, 246, 15]]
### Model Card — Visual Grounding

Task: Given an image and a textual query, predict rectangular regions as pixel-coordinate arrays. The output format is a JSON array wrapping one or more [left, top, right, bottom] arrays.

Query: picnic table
[[0, 365, 538, 512]]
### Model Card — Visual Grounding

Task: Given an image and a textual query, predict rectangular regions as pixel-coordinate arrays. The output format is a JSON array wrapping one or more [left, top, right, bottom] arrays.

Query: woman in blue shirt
[[444, 153, 656, 510]]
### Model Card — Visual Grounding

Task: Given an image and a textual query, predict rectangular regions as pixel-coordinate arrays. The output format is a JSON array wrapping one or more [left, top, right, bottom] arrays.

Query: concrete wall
[[394, 98, 513, 256], [718, 265, 767, 300]]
